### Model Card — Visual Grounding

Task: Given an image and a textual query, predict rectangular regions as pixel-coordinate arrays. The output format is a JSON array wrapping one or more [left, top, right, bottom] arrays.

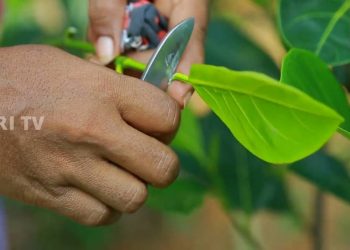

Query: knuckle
[[57, 114, 109, 147], [63, 123, 101, 146], [89, 1, 118, 24], [162, 98, 180, 134], [122, 183, 148, 213], [153, 149, 179, 188], [92, 70, 125, 105], [89, 12, 110, 26]]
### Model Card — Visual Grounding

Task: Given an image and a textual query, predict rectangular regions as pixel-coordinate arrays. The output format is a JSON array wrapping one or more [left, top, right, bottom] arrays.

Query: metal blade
[[141, 18, 195, 90]]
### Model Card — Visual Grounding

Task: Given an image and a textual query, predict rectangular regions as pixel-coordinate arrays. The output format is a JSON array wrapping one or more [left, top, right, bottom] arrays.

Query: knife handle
[[121, 0, 168, 52]]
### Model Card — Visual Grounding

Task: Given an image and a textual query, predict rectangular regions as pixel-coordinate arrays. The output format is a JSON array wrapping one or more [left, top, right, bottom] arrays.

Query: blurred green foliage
[[278, 0, 350, 66], [206, 19, 280, 79]]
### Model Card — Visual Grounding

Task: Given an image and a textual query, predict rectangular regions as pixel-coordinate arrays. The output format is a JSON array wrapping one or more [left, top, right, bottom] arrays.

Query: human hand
[[0, 45, 180, 226], [88, 0, 209, 107]]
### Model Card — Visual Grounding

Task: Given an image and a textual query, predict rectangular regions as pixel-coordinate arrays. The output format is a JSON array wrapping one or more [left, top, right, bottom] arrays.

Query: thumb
[[89, 0, 126, 64]]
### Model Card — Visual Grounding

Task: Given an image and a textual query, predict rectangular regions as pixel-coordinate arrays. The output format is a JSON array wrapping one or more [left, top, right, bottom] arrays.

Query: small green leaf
[[188, 64, 343, 164], [290, 151, 350, 202], [147, 179, 207, 214], [281, 49, 350, 139], [278, 0, 350, 66]]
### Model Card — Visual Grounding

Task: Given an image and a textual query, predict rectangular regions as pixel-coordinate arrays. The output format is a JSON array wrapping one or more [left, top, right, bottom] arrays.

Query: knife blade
[[141, 18, 195, 90]]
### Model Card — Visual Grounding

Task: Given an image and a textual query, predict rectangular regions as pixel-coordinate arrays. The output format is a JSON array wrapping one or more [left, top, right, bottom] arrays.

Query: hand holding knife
[[122, 0, 195, 91]]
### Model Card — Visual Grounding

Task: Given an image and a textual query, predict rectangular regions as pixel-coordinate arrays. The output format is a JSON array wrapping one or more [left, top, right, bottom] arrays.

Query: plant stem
[[229, 214, 263, 250], [122, 57, 146, 71], [236, 148, 253, 216], [172, 72, 190, 83], [48, 38, 95, 53], [312, 190, 325, 250], [115, 56, 146, 74]]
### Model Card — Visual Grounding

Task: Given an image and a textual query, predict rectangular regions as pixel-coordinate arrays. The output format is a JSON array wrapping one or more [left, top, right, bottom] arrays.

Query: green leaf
[[278, 0, 350, 66], [281, 49, 350, 139], [200, 113, 291, 213], [147, 179, 207, 214], [290, 151, 350, 202], [188, 64, 343, 164]]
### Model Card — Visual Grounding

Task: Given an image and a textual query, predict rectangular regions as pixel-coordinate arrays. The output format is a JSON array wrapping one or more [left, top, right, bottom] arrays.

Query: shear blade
[[141, 18, 195, 90]]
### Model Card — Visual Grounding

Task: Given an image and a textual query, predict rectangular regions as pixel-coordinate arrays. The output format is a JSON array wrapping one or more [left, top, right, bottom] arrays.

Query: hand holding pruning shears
[[0, 0, 208, 227], [88, 0, 208, 107]]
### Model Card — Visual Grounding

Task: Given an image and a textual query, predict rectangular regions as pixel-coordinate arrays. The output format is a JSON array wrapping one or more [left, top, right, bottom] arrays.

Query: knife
[[141, 18, 195, 90]]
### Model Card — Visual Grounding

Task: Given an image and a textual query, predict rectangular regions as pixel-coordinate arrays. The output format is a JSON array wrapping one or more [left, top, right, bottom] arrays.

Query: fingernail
[[96, 36, 114, 64], [183, 92, 192, 107]]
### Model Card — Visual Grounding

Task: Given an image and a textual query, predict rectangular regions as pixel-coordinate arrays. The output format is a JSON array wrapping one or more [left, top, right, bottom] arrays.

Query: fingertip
[[96, 36, 115, 65], [167, 81, 194, 109]]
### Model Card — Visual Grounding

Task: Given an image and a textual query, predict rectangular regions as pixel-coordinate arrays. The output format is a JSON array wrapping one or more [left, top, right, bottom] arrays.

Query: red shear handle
[[122, 0, 168, 52]]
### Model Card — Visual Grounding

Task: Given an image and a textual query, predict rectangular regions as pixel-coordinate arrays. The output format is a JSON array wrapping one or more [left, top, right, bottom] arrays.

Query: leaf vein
[[316, 0, 350, 55], [227, 92, 271, 146], [249, 97, 295, 143]]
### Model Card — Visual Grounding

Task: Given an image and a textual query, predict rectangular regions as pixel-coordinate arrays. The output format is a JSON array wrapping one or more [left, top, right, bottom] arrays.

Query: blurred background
[[1, 0, 350, 249]]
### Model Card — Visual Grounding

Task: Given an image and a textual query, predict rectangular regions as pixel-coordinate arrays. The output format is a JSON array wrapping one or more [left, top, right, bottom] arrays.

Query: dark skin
[[0, 1, 208, 226], [0, 45, 179, 225]]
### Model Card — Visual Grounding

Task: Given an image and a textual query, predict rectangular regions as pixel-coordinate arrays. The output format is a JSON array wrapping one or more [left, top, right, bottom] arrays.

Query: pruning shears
[[122, 0, 168, 52], [122, 0, 194, 90]]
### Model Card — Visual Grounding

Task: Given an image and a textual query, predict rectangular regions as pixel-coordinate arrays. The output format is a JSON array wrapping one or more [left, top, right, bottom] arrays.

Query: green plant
[[2, 0, 350, 249], [56, 24, 349, 166], [114, 50, 347, 165]]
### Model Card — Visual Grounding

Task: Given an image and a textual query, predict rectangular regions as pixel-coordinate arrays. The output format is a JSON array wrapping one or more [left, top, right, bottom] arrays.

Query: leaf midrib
[[190, 78, 341, 120], [315, 0, 350, 55]]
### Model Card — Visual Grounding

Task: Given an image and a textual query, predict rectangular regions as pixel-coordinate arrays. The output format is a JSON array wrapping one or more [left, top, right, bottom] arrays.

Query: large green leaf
[[278, 0, 350, 66], [281, 49, 350, 139], [188, 64, 343, 164], [200, 113, 291, 213], [290, 151, 350, 202]]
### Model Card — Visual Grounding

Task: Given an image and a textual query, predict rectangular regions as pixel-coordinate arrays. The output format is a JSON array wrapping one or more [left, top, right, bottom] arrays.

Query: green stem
[[173, 72, 190, 83], [123, 57, 146, 71], [48, 38, 95, 53], [50, 35, 192, 84], [312, 190, 325, 250], [230, 214, 263, 250], [115, 56, 147, 74]]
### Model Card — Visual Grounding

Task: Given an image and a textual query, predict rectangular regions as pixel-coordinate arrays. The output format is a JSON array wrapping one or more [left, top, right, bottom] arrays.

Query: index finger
[[100, 68, 181, 140]]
